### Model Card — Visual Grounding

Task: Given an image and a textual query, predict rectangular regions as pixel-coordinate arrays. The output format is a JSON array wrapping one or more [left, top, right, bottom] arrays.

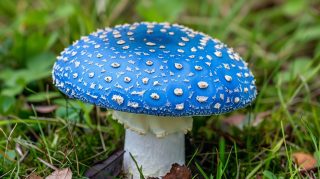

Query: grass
[[0, 0, 320, 178]]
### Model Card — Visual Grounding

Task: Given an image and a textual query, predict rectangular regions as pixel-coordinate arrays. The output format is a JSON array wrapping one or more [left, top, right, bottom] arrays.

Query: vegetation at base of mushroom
[[0, 0, 319, 178]]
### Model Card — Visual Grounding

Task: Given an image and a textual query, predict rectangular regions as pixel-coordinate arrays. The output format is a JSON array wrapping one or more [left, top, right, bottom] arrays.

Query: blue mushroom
[[52, 22, 257, 178]]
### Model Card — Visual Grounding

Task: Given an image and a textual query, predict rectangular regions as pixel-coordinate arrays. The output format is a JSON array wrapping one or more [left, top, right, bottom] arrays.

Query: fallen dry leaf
[[85, 150, 124, 179], [222, 111, 271, 130], [252, 111, 271, 126], [162, 163, 191, 179], [222, 114, 246, 127], [27, 173, 43, 179], [292, 152, 317, 171], [46, 168, 72, 179], [35, 105, 58, 113]]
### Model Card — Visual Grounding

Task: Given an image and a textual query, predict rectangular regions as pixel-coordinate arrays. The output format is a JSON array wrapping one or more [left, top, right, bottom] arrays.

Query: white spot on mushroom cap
[[223, 64, 230, 69], [111, 62, 120, 68], [174, 88, 183, 96], [90, 83, 96, 89], [197, 81, 209, 89], [124, 77, 131, 83], [113, 34, 121, 39], [117, 40, 125, 45], [160, 28, 167, 33], [220, 94, 224, 100], [146, 60, 153, 66], [73, 73, 78, 78], [122, 45, 130, 50], [178, 42, 185, 46], [194, 66, 202, 71], [224, 75, 232, 82], [142, 78, 149, 84], [112, 95, 124, 105], [112, 30, 120, 35], [234, 97, 240, 103], [89, 72, 94, 78], [175, 103, 184, 110], [191, 47, 197, 52], [71, 51, 77, 56], [174, 63, 183, 69], [196, 96, 208, 103], [128, 101, 139, 108], [151, 81, 159, 86], [214, 103, 221, 109], [206, 55, 212, 60], [104, 76, 112, 82], [74, 61, 80, 68], [146, 42, 156, 46], [150, 93, 160, 100], [181, 37, 189, 42], [177, 49, 184, 53], [214, 51, 222, 57]]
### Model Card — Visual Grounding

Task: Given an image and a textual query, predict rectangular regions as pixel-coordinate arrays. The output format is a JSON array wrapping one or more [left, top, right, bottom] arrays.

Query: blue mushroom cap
[[52, 22, 257, 116]]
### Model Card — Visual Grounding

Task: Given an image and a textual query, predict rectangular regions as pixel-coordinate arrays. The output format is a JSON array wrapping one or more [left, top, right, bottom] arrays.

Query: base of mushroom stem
[[123, 129, 185, 178]]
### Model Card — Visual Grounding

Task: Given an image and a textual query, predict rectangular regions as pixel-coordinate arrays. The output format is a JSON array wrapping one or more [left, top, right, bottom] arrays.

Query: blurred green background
[[0, 0, 320, 178]]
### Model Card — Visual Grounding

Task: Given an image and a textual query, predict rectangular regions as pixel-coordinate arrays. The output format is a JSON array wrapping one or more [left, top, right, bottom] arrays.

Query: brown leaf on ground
[[85, 150, 124, 179], [222, 114, 246, 127], [45, 168, 72, 179], [35, 105, 58, 113], [292, 152, 317, 171], [252, 111, 271, 126], [162, 163, 192, 179], [222, 111, 271, 130], [27, 173, 43, 179]]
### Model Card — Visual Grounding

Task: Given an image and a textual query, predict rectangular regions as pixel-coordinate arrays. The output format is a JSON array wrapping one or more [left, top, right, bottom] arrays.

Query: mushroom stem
[[112, 111, 192, 178], [123, 129, 185, 178]]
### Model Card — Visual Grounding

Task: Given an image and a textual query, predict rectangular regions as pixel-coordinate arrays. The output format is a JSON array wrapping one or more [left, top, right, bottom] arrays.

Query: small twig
[[19, 151, 29, 163], [15, 142, 24, 157], [0, 170, 12, 178], [37, 157, 58, 170], [85, 150, 124, 178]]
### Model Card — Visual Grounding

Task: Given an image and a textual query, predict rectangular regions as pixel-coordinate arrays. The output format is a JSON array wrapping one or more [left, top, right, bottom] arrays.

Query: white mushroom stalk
[[112, 111, 193, 178]]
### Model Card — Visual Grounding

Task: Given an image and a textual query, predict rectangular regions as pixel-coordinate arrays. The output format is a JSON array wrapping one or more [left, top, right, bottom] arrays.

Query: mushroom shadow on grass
[[52, 22, 257, 178]]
